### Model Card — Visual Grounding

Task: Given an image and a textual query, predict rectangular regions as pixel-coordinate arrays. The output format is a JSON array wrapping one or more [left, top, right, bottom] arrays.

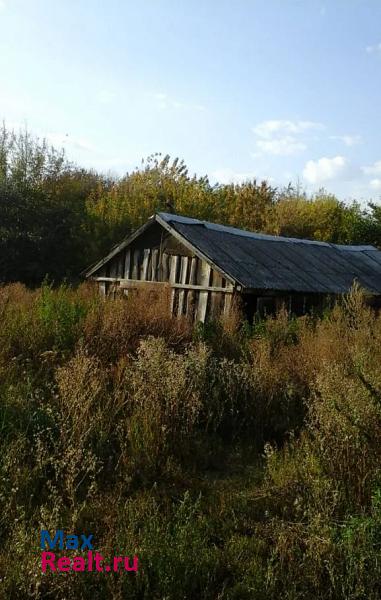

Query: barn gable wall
[[91, 221, 234, 321]]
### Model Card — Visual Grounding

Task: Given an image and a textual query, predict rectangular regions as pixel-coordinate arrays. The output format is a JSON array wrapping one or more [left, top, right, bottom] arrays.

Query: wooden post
[[210, 270, 223, 317], [109, 260, 118, 296], [132, 250, 140, 279], [196, 261, 211, 322], [117, 254, 124, 278], [177, 256, 189, 316], [169, 255, 180, 315], [223, 293, 232, 316], [141, 249, 151, 280], [124, 249, 131, 279], [162, 252, 169, 282], [151, 249, 159, 281], [186, 257, 198, 319], [99, 281, 106, 297]]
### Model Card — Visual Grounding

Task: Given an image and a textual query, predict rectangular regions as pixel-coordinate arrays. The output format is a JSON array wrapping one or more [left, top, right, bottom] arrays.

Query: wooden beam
[[120, 280, 162, 289], [173, 282, 233, 293], [94, 277, 234, 294]]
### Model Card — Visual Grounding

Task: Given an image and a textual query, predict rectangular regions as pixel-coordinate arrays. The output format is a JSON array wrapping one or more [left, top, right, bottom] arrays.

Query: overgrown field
[[1, 283, 381, 599]]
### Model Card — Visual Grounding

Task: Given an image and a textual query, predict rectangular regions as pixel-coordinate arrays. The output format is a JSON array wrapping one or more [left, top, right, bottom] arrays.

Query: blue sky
[[1, 0, 381, 201]]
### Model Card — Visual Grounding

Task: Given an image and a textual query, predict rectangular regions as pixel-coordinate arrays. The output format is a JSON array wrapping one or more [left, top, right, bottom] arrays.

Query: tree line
[[1, 124, 380, 285]]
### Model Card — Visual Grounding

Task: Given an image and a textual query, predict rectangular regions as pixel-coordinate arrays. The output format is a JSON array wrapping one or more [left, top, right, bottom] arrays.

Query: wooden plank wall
[[98, 247, 234, 322]]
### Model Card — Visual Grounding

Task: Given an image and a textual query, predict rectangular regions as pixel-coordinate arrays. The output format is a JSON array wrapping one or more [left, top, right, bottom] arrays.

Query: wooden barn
[[85, 212, 381, 322]]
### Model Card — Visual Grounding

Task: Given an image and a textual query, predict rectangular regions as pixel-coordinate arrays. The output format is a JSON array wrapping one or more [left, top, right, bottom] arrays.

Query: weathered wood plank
[[99, 281, 106, 297], [173, 282, 232, 293], [117, 254, 124, 278], [186, 257, 198, 320], [151, 249, 159, 281], [116, 280, 164, 288], [210, 270, 223, 317], [162, 252, 169, 281], [177, 256, 189, 316], [196, 261, 211, 322], [169, 255, 180, 283], [189, 256, 198, 284], [124, 249, 131, 278], [132, 249, 141, 279], [95, 276, 233, 293], [169, 255, 180, 315], [141, 249, 151, 280], [223, 293, 232, 315]]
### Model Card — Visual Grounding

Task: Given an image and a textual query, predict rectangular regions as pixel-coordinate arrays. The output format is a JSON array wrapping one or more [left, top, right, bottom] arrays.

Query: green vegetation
[[0, 283, 380, 599], [1, 124, 381, 598], [0, 125, 380, 286]]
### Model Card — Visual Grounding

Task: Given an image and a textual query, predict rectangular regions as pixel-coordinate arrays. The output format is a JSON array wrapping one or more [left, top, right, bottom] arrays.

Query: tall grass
[[0, 282, 380, 598]]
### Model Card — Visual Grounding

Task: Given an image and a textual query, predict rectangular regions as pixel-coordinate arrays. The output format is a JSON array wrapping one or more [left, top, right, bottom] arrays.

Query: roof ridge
[[157, 211, 376, 249]]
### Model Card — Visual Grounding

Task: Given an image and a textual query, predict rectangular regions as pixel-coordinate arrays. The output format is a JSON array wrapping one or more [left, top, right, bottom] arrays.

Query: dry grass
[[1, 283, 381, 598]]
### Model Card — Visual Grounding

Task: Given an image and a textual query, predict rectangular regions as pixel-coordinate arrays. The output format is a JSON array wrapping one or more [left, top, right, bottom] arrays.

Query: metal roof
[[157, 212, 381, 295]]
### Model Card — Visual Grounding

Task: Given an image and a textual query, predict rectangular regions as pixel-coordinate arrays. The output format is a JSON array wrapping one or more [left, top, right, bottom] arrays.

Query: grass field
[[0, 283, 381, 599]]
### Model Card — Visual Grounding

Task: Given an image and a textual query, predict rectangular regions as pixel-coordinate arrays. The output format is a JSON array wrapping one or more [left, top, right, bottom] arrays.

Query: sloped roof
[[156, 212, 381, 295]]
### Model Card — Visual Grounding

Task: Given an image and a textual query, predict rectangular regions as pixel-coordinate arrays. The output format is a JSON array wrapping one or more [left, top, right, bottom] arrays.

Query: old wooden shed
[[85, 212, 381, 321]]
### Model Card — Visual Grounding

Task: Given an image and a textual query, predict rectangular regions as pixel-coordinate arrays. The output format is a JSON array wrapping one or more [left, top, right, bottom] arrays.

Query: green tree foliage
[[269, 187, 368, 243], [0, 123, 66, 185], [0, 125, 103, 284], [0, 124, 380, 285]]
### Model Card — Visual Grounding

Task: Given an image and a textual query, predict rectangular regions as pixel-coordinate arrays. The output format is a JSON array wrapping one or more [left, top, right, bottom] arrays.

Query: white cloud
[[255, 136, 307, 156], [370, 178, 381, 191], [97, 90, 116, 104], [0, 1, 6, 10], [362, 160, 381, 176], [252, 119, 323, 139], [212, 168, 273, 185], [252, 119, 323, 156], [302, 156, 350, 184], [366, 42, 381, 55], [362, 163, 381, 198], [330, 134, 362, 147], [153, 92, 205, 112]]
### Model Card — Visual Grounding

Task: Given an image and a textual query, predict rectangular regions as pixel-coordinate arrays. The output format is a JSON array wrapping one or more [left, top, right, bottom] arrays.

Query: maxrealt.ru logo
[[40, 530, 138, 573]]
